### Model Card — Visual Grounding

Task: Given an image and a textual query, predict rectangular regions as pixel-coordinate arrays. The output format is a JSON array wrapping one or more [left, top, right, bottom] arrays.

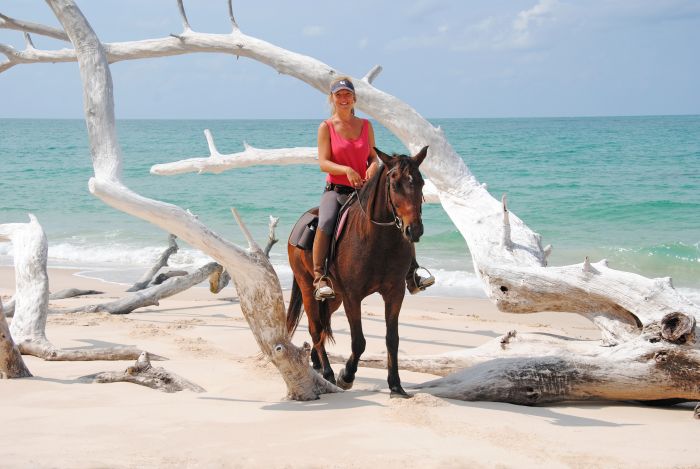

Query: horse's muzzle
[[404, 223, 423, 242]]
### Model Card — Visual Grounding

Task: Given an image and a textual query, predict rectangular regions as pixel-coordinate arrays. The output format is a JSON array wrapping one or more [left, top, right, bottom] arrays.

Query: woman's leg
[[313, 190, 341, 300]]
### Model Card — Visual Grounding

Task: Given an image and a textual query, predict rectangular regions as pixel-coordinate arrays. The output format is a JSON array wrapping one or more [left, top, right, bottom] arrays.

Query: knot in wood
[[661, 312, 696, 345]]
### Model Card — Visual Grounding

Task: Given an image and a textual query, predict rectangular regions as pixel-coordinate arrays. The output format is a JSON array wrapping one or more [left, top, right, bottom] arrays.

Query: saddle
[[288, 193, 357, 260]]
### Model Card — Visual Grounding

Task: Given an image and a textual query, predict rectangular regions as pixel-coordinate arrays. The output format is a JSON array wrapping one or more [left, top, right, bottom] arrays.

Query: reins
[[355, 167, 403, 229]]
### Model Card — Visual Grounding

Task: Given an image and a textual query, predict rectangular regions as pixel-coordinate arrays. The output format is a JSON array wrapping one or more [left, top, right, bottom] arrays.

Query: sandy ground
[[1, 265, 698, 469]]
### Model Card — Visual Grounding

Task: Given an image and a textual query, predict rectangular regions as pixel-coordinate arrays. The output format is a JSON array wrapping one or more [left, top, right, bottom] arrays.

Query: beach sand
[[1, 266, 697, 468]]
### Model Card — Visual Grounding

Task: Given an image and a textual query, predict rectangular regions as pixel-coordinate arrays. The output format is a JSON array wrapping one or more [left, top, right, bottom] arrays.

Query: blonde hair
[[328, 76, 356, 116]]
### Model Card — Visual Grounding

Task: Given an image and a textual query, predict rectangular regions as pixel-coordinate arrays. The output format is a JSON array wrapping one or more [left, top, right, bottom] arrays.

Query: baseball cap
[[330, 79, 355, 94]]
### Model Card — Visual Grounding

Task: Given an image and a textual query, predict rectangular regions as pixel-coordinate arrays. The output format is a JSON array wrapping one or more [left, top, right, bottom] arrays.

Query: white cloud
[[385, 0, 560, 54], [450, 0, 560, 52], [358, 38, 369, 49], [302, 25, 325, 37], [512, 0, 559, 48]]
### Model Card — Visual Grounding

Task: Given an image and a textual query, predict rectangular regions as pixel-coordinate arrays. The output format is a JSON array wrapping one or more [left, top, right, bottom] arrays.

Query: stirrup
[[314, 276, 335, 301], [407, 267, 435, 295]]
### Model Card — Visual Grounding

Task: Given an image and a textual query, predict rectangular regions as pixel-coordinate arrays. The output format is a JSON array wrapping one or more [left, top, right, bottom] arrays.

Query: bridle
[[355, 166, 404, 230]]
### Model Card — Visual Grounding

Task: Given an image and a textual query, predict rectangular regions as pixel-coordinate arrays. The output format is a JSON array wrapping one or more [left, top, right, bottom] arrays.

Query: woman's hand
[[345, 167, 363, 188], [365, 161, 379, 182]]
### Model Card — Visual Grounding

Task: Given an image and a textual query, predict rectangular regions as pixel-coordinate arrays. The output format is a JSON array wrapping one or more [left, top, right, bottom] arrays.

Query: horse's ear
[[374, 147, 395, 167], [412, 146, 429, 166]]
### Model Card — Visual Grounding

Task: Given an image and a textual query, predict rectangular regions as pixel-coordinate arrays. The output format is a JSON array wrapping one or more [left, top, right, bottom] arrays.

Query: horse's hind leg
[[336, 298, 366, 390], [303, 296, 336, 385]]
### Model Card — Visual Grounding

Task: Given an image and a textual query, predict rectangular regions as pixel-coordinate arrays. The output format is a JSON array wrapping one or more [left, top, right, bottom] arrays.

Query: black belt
[[325, 183, 354, 195]]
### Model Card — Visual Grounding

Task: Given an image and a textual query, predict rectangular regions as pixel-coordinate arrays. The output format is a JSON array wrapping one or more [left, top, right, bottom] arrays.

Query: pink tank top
[[325, 118, 370, 187]]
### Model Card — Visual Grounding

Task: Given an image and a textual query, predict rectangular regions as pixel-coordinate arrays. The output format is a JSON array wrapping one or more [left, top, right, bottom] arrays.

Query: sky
[[1, 0, 699, 119]]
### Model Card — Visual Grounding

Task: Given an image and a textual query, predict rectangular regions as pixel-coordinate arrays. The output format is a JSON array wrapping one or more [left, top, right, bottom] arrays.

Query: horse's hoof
[[336, 368, 354, 390], [390, 389, 413, 399]]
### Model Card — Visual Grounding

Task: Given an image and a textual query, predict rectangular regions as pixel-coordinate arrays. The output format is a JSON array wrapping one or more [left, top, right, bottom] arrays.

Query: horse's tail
[[286, 277, 304, 335], [319, 298, 335, 345]]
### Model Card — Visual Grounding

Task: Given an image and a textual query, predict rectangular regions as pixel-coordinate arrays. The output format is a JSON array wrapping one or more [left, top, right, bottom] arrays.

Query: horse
[[287, 146, 428, 397]]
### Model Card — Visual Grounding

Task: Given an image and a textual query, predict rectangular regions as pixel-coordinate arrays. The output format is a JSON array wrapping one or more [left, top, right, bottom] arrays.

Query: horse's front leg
[[336, 297, 366, 390], [382, 288, 411, 398]]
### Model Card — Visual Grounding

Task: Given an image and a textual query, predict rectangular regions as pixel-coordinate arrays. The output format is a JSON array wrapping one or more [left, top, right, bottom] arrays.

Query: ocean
[[1, 116, 698, 303]]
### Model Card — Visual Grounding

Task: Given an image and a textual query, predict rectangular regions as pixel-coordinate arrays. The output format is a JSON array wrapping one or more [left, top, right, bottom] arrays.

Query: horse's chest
[[337, 234, 412, 276]]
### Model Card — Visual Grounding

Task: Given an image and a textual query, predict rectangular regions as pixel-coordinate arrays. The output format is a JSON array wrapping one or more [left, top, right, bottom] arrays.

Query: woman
[[313, 77, 434, 300]]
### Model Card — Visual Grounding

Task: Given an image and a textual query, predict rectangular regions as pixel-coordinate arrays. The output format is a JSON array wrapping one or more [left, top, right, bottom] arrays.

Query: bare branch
[[0, 12, 69, 41], [150, 142, 317, 175], [227, 0, 239, 30], [203, 129, 221, 157], [176, 0, 192, 32], [263, 216, 279, 258], [23, 32, 35, 49], [501, 193, 512, 251], [231, 208, 261, 254], [126, 234, 179, 292], [362, 64, 382, 84]]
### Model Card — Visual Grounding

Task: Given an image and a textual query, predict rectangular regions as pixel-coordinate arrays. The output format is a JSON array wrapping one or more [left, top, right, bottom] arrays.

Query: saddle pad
[[289, 208, 318, 250]]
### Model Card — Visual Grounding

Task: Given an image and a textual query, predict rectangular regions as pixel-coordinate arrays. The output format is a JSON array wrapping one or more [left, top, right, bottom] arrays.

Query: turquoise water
[[1, 116, 698, 300]]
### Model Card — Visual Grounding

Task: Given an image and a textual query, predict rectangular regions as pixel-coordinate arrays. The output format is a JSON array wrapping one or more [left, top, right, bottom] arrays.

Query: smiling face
[[332, 89, 356, 113]]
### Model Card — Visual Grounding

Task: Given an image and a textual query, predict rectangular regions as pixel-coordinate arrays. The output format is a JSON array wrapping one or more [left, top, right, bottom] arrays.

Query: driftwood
[[1, 215, 148, 361], [2, 2, 698, 407], [80, 351, 204, 393], [39, 0, 338, 401], [0, 299, 31, 378], [62, 261, 224, 315], [3, 288, 103, 318], [126, 234, 179, 292]]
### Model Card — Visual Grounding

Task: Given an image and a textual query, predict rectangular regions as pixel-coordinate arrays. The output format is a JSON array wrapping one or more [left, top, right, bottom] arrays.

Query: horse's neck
[[368, 172, 392, 224]]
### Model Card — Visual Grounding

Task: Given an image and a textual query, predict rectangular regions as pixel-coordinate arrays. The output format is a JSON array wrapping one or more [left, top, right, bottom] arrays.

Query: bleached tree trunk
[[45, 0, 338, 400]]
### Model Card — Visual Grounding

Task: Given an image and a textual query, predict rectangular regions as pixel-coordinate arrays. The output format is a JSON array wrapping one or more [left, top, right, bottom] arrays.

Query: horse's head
[[374, 146, 428, 242]]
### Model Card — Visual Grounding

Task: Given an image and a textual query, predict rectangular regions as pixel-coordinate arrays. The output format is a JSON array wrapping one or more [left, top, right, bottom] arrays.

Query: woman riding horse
[[313, 76, 433, 300], [286, 77, 432, 397]]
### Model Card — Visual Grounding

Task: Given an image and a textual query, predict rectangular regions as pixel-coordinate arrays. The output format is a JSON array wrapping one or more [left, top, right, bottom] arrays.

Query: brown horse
[[287, 146, 428, 397]]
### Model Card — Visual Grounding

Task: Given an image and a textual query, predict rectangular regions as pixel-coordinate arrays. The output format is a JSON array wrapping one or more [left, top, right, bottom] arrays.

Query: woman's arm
[[365, 121, 379, 181]]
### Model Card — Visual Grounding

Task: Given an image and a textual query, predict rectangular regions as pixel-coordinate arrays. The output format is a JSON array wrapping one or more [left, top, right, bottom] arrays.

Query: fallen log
[[62, 262, 223, 315], [4, 288, 103, 318], [80, 351, 204, 393]]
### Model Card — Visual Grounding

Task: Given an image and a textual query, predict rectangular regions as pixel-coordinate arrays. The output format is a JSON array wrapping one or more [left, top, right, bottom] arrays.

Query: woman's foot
[[406, 269, 435, 295], [314, 276, 335, 300]]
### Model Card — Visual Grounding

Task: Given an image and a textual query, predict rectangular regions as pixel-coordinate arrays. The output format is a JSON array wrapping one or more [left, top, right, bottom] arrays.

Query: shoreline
[[2, 266, 699, 467]]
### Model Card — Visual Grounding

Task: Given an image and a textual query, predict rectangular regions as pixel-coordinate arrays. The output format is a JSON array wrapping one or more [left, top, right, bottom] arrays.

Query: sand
[[1, 265, 698, 468]]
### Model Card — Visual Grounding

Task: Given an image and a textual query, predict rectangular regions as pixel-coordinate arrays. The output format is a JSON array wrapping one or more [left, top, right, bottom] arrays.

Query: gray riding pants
[[318, 189, 349, 235]]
